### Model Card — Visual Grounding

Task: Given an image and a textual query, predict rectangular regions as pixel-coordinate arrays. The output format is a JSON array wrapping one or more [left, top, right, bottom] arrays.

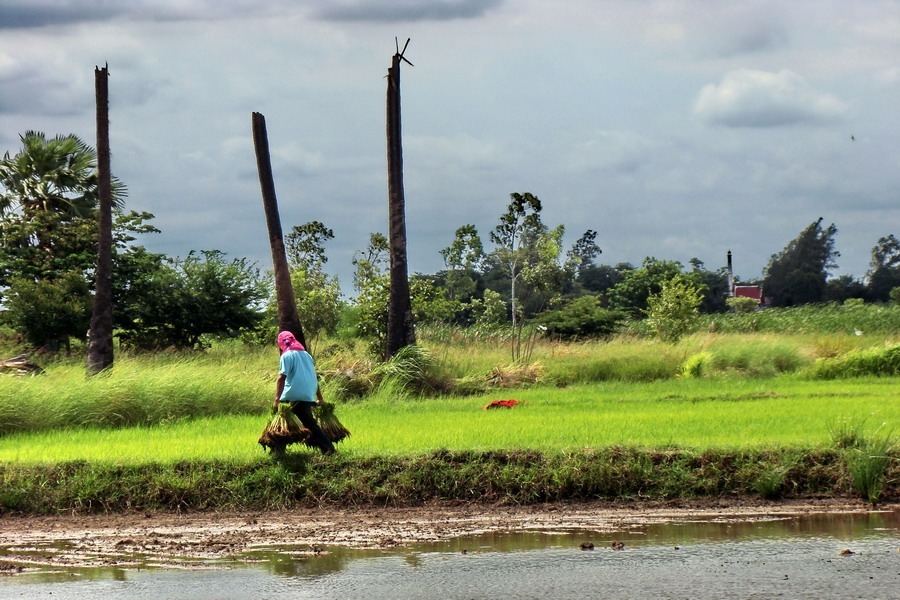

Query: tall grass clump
[[0, 351, 273, 436], [549, 338, 683, 385], [828, 415, 869, 449], [371, 345, 453, 395], [846, 429, 895, 504], [812, 344, 900, 379], [678, 334, 807, 378]]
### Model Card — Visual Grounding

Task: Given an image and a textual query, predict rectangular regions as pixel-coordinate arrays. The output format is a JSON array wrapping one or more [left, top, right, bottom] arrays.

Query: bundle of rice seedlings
[[259, 404, 310, 453], [313, 402, 351, 443]]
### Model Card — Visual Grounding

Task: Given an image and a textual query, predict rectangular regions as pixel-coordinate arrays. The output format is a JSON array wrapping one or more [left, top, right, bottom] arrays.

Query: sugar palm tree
[[385, 39, 416, 359], [0, 131, 124, 218]]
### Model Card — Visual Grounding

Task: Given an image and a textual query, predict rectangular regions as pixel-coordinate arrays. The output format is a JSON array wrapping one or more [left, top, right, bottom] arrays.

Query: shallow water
[[2, 510, 897, 599]]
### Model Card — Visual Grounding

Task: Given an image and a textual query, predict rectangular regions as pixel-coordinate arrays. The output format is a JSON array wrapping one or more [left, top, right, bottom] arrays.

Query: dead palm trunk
[[385, 39, 416, 360], [252, 112, 306, 347], [87, 64, 114, 375]]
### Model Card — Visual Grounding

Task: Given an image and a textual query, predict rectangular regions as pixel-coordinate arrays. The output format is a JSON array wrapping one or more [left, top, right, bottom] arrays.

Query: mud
[[1, 497, 891, 570]]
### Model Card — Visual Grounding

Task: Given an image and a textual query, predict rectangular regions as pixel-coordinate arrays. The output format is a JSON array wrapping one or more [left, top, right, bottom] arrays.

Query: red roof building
[[733, 285, 763, 301]]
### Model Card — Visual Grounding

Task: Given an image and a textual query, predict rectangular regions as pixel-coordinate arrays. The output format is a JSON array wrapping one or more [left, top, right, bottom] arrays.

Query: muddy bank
[[1, 498, 893, 570]]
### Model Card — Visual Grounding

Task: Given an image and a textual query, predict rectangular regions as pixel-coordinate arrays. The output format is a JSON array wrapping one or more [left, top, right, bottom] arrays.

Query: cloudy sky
[[1, 0, 897, 295]]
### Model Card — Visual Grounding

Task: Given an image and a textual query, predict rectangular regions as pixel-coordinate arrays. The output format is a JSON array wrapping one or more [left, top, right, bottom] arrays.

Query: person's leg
[[291, 403, 336, 454]]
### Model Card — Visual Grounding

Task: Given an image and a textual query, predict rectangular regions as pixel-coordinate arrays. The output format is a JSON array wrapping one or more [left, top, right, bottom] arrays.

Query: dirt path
[[0, 498, 893, 570]]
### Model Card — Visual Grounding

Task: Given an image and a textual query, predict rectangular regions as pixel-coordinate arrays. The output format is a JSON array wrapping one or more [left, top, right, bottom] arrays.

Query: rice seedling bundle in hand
[[314, 402, 351, 443], [259, 404, 310, 453]]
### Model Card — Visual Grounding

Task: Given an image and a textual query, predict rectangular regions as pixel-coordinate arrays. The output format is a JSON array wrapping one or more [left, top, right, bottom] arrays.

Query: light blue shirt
[[279, 350, 318, 403]]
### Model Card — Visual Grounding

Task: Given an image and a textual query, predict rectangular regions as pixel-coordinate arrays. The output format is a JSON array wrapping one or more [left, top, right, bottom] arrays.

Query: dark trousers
[[290, 402, 336, 454]]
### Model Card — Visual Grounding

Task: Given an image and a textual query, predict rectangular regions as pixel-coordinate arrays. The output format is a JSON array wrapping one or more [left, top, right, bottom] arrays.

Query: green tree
[[410, 274, 462, 324], [576, 262, 631, 297], [567, 229, 601, 276], [867, 234, 900, 302], [826, 274, 868, 303], [538, 295, 625, 340], [3, 271, 91, 350], [470, 288, 507, 330], [489, 192, 545, 328], [352, 232, 389, 294], [290, 268, 342, 353], [645, 276, 703, 342], [607, 257, 684, 319], [352, 233, 390, 355], [283, 221, 342, 353], [687, 257, 729, 313], [286, 220, 334, 273], [0, 208, 98, 286], [439, 224, 484, 302], [0, 130, 134, 350], [763, 218, 839, 307], [0, 131, 123, 218], [116, 250, 268, 350]]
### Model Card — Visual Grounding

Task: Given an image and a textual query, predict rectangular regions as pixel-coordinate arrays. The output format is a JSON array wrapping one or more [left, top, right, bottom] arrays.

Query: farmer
[[274, 331, 336, 455]]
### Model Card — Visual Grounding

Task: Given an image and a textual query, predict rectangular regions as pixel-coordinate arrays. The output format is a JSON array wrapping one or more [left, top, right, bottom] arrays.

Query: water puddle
[[2, 510, 897, 599]]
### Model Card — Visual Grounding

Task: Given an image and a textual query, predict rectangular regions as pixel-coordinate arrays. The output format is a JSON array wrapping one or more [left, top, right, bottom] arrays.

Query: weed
[[754, 465, 792, 499], [847, 429, 895, 505], [828, 415, 868, 449]]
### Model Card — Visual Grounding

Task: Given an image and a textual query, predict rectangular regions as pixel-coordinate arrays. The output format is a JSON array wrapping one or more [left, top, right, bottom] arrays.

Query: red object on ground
[[483, 399, 522, 410]]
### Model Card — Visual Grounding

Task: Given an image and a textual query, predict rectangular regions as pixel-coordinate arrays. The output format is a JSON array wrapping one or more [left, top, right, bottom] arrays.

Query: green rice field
[[1, 377, 897, 464]]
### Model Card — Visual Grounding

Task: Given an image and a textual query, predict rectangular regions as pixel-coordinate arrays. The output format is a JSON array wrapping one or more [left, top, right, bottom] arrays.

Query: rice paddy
[[1, 326, 897, 511], [1, 377, 896, 465]]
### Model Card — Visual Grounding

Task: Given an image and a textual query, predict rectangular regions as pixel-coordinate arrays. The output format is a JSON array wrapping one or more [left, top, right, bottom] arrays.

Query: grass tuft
[[847, 429, 895, 505]]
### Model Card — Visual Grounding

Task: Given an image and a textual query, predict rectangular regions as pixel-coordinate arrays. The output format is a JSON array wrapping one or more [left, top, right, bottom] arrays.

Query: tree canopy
[[763, 218, 839, 307]]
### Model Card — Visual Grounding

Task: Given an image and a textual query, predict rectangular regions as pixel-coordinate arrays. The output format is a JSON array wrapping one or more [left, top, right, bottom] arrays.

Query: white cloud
[[693, 69, 847, 127]]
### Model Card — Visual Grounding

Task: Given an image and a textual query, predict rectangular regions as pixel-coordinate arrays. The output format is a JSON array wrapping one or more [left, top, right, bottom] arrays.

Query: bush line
[[1, 447, 896, 515]]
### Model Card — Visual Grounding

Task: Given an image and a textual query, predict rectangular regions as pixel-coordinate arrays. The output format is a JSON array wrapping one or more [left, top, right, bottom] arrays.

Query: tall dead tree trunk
[[87, 64, 114, 375], [385, 39, 416, 360], [252, 112, 306, 348]]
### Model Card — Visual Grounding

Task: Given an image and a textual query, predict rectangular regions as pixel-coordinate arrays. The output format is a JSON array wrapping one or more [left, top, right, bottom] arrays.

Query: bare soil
[[1, 497, 892, 570]]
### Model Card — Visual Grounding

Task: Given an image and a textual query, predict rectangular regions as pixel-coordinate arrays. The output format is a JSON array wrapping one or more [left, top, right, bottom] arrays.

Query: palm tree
[[87, 65, 115, 375], [385, 39, 416, 359], [0, 131, 124, 218], [251, 112, 306, 347]]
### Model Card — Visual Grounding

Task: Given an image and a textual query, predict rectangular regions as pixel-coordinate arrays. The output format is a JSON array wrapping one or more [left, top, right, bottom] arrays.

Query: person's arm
[[274, 373, 286, 411]]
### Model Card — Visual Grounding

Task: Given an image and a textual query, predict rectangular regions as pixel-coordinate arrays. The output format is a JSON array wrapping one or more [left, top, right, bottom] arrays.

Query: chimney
[[726, 250, 734, 296]]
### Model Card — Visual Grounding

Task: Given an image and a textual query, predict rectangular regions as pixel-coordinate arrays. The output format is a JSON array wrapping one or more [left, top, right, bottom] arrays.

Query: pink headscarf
[[277, 331, 305, 354]]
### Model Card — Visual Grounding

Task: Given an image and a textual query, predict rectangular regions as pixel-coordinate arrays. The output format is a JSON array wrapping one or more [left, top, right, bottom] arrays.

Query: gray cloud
[[314, 0, 502, 22], [691, 4, 791, 58], [693, 69, 847, 127], [0, 1, 290, 29]]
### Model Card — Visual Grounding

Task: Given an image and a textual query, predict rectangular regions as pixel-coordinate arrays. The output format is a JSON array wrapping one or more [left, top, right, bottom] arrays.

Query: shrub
[[645, 277, 703, 343], [681, 352, 712, 378], [726, 296, 760, 313], [538, 296, 625, 340]]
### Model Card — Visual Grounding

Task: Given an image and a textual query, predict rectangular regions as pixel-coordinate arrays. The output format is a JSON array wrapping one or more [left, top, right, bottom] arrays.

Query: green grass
[[0, 350, 275, 436], [2, 377, 897, 465], [699, 302, 900, 335], [2, 329, 898, 511]]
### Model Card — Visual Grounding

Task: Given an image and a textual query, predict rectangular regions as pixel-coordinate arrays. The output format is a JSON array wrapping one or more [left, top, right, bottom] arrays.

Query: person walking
[[273, 331, 336, 455]]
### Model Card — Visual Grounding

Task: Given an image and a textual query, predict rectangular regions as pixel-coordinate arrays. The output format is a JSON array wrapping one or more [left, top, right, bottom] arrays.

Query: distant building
[[726, 250, 765, 306], [733, 285, 763, 301]]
